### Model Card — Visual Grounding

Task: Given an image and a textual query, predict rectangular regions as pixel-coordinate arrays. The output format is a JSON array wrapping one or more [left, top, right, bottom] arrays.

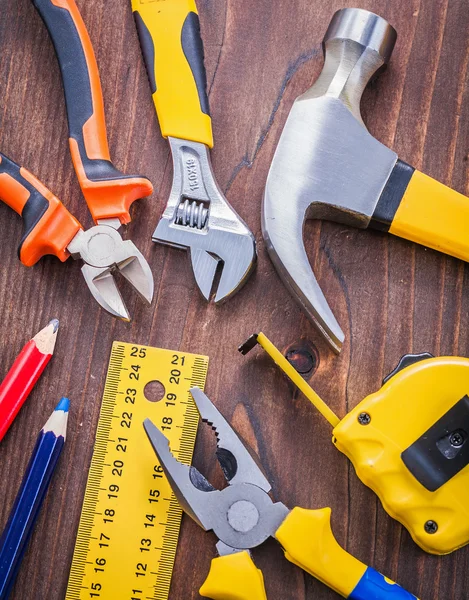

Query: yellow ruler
[[66, 342, 209, 600]]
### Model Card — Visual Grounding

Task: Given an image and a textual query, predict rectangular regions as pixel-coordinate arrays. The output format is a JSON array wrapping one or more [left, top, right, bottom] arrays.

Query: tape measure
[[66, 342, 209, 600], [241, 333, 469, 555]]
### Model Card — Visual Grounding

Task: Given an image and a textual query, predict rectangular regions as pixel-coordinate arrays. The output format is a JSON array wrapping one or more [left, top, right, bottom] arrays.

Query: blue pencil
[[0, 398, 69, 599]]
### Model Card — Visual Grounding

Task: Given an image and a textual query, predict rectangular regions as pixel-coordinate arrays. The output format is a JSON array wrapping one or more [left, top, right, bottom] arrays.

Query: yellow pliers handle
[[131, 0, 213, 147], [200, 508, 419, 599], [277, 508, 419, 598], [200, 551, 267, 600]]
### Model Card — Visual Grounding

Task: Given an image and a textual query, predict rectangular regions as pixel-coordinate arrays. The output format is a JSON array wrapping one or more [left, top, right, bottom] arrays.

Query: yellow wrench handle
[[199, 551, 267, 600], [131, 0, 213, 147], [390, 170, 469, 261], [276, 507, 418, 599]]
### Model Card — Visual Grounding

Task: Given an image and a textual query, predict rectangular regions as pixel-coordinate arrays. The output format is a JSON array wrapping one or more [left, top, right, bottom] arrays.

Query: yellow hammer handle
[[131, 0, 213, 147], [390, 170, 469, 262], [276, 508, 419, 599], [199, 551, 267, 600]]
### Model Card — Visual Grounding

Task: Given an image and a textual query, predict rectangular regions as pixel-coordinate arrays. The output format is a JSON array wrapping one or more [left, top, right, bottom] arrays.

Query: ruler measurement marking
[[66, 347, 208, 600], [66, 344, 125, 598]]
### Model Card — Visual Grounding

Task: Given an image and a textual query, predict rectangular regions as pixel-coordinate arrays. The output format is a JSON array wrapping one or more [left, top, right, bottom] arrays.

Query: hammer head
[[263, 8, 398, 353]]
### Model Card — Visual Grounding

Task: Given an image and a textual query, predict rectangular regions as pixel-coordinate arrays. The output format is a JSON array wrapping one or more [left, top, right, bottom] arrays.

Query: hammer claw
[[262, 203, 344, 353]]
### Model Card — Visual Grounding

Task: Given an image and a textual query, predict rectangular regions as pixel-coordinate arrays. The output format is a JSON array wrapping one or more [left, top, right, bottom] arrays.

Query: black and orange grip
[[32, 0, 153, 224], [0, 153, 82, 266]]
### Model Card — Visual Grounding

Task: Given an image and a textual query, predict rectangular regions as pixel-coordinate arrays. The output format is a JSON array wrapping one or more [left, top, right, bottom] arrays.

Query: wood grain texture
[[0, 0, 468, 598]]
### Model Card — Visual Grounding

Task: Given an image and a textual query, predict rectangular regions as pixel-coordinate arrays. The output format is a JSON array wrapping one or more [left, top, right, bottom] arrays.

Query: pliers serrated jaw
[[143, 388, 288, 552]]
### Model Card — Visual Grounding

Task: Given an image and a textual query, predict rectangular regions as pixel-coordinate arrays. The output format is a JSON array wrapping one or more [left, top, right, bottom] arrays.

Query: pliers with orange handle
[[0, 0, 154, 319]]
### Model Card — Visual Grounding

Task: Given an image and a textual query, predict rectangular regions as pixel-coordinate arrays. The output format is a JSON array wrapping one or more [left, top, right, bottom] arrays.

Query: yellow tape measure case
[[66, 342, 209, 600], [333, 355, 469, 555]]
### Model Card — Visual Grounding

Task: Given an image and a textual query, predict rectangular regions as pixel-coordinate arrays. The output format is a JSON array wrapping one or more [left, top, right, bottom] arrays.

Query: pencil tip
[[55, 397, 70, 413], [49, 319, 60, 333], [33, 319, 60, 354], [43, 398, 69, 437]]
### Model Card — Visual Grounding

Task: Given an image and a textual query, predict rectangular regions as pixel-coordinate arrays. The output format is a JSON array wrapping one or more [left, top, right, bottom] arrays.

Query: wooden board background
[[1, 0, 469, 598]]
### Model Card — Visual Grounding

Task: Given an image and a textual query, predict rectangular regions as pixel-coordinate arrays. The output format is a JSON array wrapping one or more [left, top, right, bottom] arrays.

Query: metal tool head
[[153, 138, 256, 303], [67, 221, 154, 320], [190, 387, 271, 492], [263, 8, 398, 353], [143, 388, 288, 555]]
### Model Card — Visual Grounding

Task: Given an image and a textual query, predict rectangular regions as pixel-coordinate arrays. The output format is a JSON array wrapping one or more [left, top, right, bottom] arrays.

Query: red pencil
[[0, 319, 59, 442]]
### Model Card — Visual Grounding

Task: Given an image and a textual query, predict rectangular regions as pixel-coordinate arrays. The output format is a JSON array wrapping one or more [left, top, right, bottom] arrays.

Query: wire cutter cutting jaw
[[67, 222, 154, 320], [152, 138, 256, 303]]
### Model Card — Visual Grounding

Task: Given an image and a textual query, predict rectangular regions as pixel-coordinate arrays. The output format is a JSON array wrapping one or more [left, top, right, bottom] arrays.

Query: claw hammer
[[264, 8, 469, 353]]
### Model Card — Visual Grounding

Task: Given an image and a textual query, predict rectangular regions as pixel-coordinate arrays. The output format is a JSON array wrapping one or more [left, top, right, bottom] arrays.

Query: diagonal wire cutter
[[144, 388, 419, 599], [0, 154, 152, 319], [0, 0, 154, 319]]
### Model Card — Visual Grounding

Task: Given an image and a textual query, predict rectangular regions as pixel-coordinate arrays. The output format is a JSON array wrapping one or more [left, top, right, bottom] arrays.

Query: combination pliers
[[0, 0, 154, 319], [144, 388, 419, 599]]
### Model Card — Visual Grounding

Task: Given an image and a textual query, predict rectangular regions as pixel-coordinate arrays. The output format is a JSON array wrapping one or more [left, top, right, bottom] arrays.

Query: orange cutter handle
[[0, 153, 82, 266], [32, 0, 153, 224]]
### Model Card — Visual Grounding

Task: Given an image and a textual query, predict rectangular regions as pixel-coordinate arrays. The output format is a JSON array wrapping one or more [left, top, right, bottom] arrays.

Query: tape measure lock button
[[382, 352, 434, 384], [401, 395, 469, 492]]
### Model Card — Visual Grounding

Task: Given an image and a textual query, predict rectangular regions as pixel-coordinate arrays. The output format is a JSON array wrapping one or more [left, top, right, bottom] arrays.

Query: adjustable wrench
[[132, 0, 256, 303]]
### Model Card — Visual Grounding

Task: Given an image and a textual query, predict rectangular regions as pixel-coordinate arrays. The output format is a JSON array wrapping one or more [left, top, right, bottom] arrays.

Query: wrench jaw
[[189, 230, 256, 304], [153, 137, 256, 303], [67, 225, 154, 320], [190, 248, 219, 301], [211, 232, 256, 304]]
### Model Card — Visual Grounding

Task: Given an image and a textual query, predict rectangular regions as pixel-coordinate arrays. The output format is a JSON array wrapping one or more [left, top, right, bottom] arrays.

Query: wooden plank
[[0, 0, 468, 598]]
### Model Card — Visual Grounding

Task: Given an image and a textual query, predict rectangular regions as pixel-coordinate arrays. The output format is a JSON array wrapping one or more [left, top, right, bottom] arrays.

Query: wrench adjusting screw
[[176, 198, 208, 229]]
